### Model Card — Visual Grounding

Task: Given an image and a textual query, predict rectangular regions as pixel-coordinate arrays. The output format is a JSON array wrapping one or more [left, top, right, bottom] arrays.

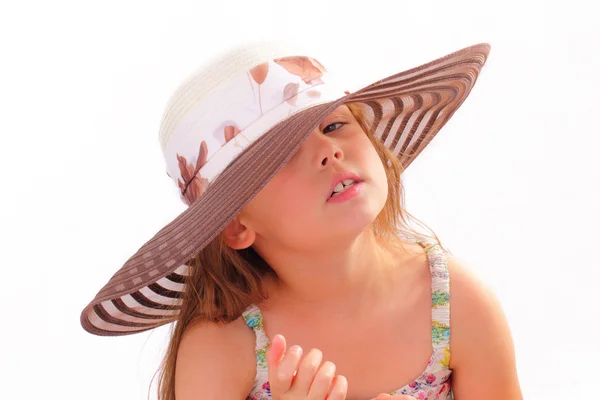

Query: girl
[[81, 41, 522, 400]]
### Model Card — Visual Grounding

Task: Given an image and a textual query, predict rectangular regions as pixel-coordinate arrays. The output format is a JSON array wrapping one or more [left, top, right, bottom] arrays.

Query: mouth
[[328, 172, 363, 200], [330, 179, 359, 198]]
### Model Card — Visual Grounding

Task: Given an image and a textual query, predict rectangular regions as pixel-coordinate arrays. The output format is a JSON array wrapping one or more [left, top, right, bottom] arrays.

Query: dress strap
[[416, 240, 451, 366], [242, 304, 270, 371]]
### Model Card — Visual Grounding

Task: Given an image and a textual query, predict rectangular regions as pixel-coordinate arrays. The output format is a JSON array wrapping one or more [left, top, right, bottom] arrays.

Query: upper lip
[[327, 171, 362, 199]]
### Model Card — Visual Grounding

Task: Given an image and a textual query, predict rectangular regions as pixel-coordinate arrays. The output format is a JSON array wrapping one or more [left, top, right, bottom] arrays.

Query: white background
[[1, 1, 598, 399]]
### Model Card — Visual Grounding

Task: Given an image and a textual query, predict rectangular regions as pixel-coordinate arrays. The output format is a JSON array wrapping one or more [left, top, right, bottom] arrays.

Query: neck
[[256, 229, 402, 313]]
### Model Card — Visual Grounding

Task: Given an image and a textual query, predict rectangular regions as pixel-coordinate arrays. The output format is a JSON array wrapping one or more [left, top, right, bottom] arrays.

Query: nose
[[306, 130, 344, 168]]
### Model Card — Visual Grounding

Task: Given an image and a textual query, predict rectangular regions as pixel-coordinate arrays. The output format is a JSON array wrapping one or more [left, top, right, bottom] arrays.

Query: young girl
[[80, 41, 522, 400]]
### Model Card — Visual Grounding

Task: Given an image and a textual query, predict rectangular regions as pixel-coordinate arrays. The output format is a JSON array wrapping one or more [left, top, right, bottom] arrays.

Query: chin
[[333, 201, 384, 237]]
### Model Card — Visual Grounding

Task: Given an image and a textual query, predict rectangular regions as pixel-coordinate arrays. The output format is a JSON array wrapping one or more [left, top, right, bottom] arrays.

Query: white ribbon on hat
[[162, 59, 347, 204]]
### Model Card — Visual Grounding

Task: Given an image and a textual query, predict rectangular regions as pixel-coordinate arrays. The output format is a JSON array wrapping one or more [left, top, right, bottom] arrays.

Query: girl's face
[[237, 105, 389, 251]]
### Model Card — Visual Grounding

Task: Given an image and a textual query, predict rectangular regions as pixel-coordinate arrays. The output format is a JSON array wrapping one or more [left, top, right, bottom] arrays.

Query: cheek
[[242, 169, 317, 234], [268, 173, 312, 213], [370, 148, 389, 191], [355, 136, 389, 190], [354, 142, 390, 208]]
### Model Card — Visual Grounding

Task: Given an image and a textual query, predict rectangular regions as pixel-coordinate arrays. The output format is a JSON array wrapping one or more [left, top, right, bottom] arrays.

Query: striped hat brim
[[81, 43, 491, 336]]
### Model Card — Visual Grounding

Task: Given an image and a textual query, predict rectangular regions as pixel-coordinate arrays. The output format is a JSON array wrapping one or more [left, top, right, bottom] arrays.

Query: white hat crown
[[158, 40, 318, 150], [156, 40, 347, 205]]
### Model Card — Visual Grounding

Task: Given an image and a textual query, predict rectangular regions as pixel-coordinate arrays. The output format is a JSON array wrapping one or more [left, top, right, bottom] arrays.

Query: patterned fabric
[[242, 240, 453, 400]]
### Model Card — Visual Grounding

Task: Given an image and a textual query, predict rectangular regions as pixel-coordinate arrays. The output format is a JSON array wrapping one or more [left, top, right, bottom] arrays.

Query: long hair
[[154, 103, 442, 400]]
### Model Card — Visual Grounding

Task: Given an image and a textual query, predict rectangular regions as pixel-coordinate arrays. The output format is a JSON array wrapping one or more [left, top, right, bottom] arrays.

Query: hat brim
[[81, 43, 490, 336]]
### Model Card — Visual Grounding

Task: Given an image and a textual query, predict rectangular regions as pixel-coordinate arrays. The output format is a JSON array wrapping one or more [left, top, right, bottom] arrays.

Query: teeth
[[333, 182, 345, 193], [331, 179, 358, 197]]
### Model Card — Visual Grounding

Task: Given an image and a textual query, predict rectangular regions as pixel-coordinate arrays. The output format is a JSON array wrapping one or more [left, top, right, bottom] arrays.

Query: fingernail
[[289, 345, 302, 353]]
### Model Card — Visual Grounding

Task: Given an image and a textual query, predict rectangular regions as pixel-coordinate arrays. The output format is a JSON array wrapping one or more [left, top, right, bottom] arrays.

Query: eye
[[322, 122, 345, 134]]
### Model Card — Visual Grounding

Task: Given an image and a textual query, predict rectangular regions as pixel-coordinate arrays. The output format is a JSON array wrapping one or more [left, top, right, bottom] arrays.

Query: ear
[[222, 217, 256, 250]]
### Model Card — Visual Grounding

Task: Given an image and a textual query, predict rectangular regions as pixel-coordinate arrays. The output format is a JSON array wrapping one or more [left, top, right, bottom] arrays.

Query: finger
[[307, 361, 336, 399], [274, 344, 303, 391], [266, 334, 305, 396], [267, 334, 291, 396], [290, 348, 323, 394], [326, 375, 348, 400], [266, 334, 286, 366]]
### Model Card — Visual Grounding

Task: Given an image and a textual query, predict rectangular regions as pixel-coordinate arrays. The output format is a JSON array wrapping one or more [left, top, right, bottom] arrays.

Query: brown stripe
[[398, 94, 425, 155], [361, 100, 383, 133], [148, 282, 183, 299], [130, 290, 181, 310], [350, 72, 474, 103], [379, 97, 404, 144], [402, 91, 455, 169], [383, 56, 485, 87], [389, 107, 413, 156], [111, 298, 168, 320], [403, 92, 445, 161], [165, 272, 186, 284], [92, 304, 155, 328], [356, 73, 474, 101], [351, 58, 482, 99]]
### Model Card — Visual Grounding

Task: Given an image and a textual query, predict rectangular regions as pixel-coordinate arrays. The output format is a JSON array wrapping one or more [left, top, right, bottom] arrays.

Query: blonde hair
[[153, 103, 442, 400]]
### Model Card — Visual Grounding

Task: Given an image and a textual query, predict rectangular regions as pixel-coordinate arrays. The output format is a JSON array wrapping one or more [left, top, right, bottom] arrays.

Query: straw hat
[[80, 41, 491, 336]]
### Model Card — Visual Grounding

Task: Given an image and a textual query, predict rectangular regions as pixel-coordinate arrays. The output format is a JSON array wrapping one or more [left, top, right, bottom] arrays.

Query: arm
[[447, 255, 523, 399], [175, 317, 256, 400]]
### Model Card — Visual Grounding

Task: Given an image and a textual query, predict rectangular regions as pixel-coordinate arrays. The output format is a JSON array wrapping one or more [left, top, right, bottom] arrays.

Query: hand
[[266, 334, 348, 399]]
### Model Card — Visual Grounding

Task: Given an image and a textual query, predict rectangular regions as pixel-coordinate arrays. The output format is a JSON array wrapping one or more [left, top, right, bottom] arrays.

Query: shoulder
[[445, 253, 509, 363], [445, 253, 523, 399], [175, 316, 257, 400]]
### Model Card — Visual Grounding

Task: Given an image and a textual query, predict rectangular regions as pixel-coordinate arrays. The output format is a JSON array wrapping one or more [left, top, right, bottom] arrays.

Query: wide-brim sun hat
[[80, 41, 491, 336]]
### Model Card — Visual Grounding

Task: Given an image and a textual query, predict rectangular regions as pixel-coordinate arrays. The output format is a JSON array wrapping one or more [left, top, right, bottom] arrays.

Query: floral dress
[[242, 240, 453, 400]]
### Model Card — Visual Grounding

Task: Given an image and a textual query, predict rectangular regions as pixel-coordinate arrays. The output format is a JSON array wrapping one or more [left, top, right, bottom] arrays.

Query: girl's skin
[[175, 106, 522, 399]]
